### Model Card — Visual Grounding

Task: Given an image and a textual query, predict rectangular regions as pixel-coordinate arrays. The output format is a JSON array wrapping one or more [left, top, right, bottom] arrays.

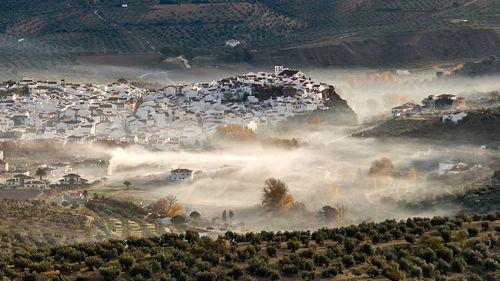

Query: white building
[[170, 168, 193, 181], [225, 40, 241, 48], [442, 112, 467, 124]]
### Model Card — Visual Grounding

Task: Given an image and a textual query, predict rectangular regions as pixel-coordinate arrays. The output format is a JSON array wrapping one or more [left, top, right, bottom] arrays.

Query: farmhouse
[[59, 173, 88, 185], [442, 112, 467, 124], [225, 40, 241, 48], [170, 168, 193, 181], [391, 103, 420, 117]]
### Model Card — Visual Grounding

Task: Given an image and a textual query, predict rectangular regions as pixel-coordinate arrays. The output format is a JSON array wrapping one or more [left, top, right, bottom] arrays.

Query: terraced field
[[0, 0, 498, 70]]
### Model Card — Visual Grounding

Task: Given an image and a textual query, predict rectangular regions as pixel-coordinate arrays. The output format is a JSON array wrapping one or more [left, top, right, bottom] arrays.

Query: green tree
[[123, 180, 131, 190], [35, 168, 47, 180]]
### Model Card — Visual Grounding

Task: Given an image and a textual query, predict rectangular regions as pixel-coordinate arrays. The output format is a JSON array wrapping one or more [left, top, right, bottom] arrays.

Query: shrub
[[281, 264, 298, 275], [404, 234, 416, 243], [196, 271, 216, 281], [196, 261, 212, 272], [119, 253, 134, 270], [451, 258, 466, 272], [367, 266, 380, 277], [287, 240, 300, 252], [462, 249, 482, 265], [299, 249, 314, 259], [325, 244, 340, 259], [359, 243, 374, 256], [341, 255, 354, 268], [313, 254, 329, 267], [437, 247, 453, 262], [301, 271, 315, 280], [130, 262, 153, 278], [237, 249, 250, 261], [99, 267, 120, 281], [321, 267, 338, 278], [421, 263, 435, 278], [481, 222, 489, 231], [436, 258, 451, 274], [483, 258, 499, 270], [343, 238, 357, 253], [84, 256, 103, 271], [266, 245, 277, 257], [202, 252, 219, 266], [468, 274, 483, 281], [485, 272, 496, 281], [467, 228, 479, 237], [228, 266, 243, 279], [270, 269, 281, 280], [351, 268, 362, 276], [371, 257, 384, 268], [160, 274, 176, 281], [409, 265, 422, 278], [420, 248, 437, 263], [382, 265, 402, 281], [440, 229, 451, 242]]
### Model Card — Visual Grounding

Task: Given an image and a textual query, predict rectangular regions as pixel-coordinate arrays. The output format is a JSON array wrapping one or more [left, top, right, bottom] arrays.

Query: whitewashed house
[[170, 168, 193, 181]]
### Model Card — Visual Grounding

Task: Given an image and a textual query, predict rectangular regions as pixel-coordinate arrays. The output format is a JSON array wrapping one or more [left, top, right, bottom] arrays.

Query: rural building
[[59, 173, 88, 185], [170, 168, 193, 181], [0, 159, 9, 172], [225, 40, 241, 48], [442, 112, 467, 124], [391, 103, 420, 117]]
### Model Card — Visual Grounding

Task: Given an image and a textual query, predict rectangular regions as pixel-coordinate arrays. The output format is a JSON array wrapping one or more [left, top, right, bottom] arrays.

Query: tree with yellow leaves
[[167, 204, 182, 217], [330, 184, 339, 199], [152, 194, 180, 217], [262, 178, 295, 213], [408, 168, 417, 180], [215, 124, 259, 143]]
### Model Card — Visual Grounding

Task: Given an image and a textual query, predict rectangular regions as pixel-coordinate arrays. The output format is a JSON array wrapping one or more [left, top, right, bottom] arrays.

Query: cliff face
[[320, 87, 358, 125]]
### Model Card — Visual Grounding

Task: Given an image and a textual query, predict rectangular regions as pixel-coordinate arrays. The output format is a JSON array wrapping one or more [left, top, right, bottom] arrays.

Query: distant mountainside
[[0, 0, 499, 70]]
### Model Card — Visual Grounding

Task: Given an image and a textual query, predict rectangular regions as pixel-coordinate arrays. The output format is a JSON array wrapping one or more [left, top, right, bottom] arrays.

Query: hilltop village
[[0, 66, 338, 149]]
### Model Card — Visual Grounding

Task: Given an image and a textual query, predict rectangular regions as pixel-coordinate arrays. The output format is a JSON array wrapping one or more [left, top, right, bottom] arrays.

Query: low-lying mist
[[82, 126, 498, 231]]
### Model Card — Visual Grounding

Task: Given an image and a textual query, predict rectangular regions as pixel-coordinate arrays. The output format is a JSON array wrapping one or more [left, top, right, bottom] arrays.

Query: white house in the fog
[[170, 168, 193, 181], [442, 112, 467, 124]]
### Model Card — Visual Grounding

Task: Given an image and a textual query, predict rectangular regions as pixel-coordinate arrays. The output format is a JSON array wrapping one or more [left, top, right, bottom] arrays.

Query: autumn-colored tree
[[346, 74, 356, 87], [153, 195, 179, 217], [262, 137, 298, 148], [368, 157, 394, 177], [167, 205, 182, 217], [262, 178, 294, 213], [215, 124, 259, 142], [330, 184, 339, 199], [307, 114, 322, 128], [408, 168, 417, 180]]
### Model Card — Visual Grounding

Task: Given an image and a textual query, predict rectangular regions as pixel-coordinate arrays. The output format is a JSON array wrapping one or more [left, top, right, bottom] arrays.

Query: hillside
[[0, 209, 498, 281], [0, 0, 499, 71], [0, 197, 165, 251], [353, 108, 500, 147]]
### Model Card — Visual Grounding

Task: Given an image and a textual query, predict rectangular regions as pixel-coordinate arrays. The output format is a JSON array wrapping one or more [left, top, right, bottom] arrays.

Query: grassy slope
[[0, 0, 499, 69]]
